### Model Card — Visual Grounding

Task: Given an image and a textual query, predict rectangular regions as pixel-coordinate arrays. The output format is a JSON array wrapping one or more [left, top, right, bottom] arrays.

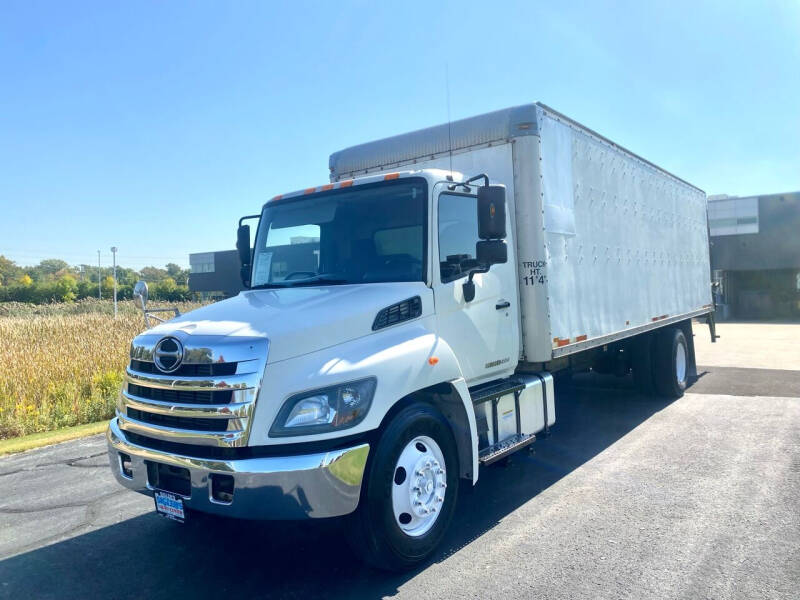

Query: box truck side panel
[[534, 110, 712, 357]]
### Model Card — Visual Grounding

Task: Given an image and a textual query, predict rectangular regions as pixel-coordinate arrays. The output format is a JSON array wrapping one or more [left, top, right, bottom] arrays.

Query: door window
[[438, 193, 479, 282]]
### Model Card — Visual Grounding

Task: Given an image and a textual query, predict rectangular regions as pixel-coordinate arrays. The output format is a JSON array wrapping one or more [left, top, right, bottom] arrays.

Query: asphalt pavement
[[1, 327, 799, 599]]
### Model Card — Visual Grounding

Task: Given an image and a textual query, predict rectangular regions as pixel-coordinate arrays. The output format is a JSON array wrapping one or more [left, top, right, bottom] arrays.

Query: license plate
[[154, 490, 186, 523]]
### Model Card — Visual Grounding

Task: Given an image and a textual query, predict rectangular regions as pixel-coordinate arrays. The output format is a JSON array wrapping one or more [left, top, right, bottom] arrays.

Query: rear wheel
[[345, 402, 459, 571], [653, 328, 689, 398]]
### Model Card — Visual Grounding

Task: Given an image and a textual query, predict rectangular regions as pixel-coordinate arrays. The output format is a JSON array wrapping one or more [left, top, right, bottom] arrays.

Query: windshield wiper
[[284, 275, 351, 287], [250, 275, 351, 290], [249, 282, 293, 290]]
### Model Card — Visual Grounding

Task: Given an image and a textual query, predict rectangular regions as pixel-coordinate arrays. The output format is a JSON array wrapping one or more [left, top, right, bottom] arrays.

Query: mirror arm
[[462, 265, 490, 303], [464, 173, 489, 187], [239, 214, 260, 227]]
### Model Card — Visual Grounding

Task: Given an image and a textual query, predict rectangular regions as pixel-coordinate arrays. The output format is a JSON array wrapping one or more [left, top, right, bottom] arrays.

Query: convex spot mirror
[[477, 185, 506, 240], [133, 280, 148, 310], [477, 240, 508, 266]]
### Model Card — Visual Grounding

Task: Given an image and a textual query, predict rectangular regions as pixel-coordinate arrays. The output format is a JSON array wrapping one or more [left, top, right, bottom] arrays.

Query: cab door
[[433, 189, 520, 385]]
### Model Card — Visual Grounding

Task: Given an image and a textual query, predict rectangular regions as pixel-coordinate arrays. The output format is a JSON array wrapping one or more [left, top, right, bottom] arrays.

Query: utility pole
[[110, 247, 118, 318], [97, 250, 101, 299]]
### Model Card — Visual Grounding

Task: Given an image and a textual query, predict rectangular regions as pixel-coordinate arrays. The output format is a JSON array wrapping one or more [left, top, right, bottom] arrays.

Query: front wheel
[[345, 402, 459, 571]]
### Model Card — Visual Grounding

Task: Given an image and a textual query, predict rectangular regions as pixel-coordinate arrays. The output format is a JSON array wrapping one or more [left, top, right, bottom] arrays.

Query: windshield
[[251, 178, 427, 288]]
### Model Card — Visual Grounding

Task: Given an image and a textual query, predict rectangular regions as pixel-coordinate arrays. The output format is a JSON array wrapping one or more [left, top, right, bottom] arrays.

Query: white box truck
[[108, 103, 715, 570]]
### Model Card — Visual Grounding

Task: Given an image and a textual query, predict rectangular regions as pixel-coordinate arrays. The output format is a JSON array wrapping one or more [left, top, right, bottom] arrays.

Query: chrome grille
[[117, 335, 268, 448], [126, 407, 228, 432], [130, 359, 237, 377], [127, 382, 232, 405]]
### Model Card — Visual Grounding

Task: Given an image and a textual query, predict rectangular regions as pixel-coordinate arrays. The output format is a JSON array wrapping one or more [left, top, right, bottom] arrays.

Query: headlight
[[270, 377, 377, 437]]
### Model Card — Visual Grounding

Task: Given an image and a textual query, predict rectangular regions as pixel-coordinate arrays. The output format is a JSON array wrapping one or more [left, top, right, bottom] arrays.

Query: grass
[[0, 420, 109, 456], [0, 298, 205, 440]]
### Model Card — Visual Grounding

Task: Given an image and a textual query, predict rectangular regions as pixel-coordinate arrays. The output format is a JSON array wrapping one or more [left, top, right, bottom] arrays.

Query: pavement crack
[[0, 490, 123, 515], [66, 460, 109, 469], [0, 451, 108, 477]]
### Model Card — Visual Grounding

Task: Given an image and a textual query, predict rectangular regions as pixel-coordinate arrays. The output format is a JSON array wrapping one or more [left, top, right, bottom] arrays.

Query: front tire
[[345, 402, 459, 571]]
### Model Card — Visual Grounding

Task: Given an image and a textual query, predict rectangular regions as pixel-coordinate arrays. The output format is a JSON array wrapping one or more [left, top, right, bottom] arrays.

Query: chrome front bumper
[[106, 418, 369, 520]]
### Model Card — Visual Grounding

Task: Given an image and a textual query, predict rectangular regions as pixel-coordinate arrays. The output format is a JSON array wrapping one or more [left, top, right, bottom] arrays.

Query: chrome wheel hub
[[391, 435, 446, 537], [676, 340, 687, 384]]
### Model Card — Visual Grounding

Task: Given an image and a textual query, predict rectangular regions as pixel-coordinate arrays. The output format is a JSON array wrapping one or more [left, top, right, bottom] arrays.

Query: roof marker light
[[339, 180, 354, 188], [304, 187, 316, 195], [384, 173, 400, 180]]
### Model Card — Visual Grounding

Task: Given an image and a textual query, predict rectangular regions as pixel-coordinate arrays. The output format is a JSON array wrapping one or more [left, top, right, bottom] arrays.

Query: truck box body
[[330, 103, 713, 363]]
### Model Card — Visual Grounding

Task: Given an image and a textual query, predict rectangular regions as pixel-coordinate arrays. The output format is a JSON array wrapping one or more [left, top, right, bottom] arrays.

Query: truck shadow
[[0, 375, 675, 599]]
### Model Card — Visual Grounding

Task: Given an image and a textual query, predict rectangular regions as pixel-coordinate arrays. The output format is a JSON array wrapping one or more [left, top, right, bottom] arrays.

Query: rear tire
[[345, 402, 459, 571], [653, 328, 689, 398]]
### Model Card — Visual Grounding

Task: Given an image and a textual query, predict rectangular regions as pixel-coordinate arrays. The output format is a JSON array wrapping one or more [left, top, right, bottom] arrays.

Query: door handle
[[495, 300, 511, 310]]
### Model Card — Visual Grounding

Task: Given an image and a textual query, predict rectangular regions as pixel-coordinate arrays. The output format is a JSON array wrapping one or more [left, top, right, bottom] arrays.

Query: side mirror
[[477, 185, 506, 240], [462, 240, 508, 303], [237, 224, 251, 287], [463, 186, 507, 303], [133, 280, 148, 310], [477, 240, 507, 266]]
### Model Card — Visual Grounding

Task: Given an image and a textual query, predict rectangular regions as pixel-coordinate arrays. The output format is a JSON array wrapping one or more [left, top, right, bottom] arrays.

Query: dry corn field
[[0, 300, 205, 439]]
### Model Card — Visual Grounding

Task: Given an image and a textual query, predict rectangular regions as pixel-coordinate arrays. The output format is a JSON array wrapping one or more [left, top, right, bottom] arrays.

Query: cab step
[[479, 433, 536, 465], [469, 378, 524, 405]]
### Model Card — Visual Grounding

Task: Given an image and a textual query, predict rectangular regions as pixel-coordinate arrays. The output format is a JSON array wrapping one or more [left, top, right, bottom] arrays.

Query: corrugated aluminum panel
[[528, 111, 712, 360]]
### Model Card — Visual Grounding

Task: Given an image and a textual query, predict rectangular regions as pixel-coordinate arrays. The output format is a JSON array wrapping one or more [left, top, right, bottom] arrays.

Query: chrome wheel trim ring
[[676, 340, 687, 384], [391, 435, 446, 537]]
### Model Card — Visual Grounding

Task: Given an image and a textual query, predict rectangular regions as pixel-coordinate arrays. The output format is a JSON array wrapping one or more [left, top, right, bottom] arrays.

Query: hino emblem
[[153, 336, 184, 373]]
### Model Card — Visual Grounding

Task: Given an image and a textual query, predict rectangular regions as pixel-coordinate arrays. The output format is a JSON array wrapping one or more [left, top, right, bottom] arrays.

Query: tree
[[31, 259, 70, 281], [101, 275, 116, 296], [166, 263, 189, 286], [140, 266, 168, 281], [54, 274, 78, 302], [0, 255, 22, 286]]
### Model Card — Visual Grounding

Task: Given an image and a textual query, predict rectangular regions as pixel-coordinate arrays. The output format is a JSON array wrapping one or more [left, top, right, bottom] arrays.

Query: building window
[[190, 252, 215, 274], [708, 197, 759, 236]]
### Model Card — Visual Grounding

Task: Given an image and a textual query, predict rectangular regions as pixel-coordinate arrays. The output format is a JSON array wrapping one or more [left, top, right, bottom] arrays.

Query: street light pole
[[97, 250, 101, 300], [111, 247, 118, 318]]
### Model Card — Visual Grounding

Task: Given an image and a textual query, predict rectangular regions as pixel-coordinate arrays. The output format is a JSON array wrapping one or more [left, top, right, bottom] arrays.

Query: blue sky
[[1, 0, 798, 270]]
